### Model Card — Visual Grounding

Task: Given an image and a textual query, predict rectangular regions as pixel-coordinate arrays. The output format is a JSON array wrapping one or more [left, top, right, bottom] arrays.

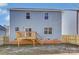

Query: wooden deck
[[16, 31, 39, 46], [8, 39, 62, 45], [3, 31, 79, 46], [5, 35, 79, 46]]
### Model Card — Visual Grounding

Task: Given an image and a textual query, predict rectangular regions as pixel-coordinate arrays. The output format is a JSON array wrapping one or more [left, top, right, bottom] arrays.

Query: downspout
[[76, 10, 78, 45], [77, 10, 78, 35]]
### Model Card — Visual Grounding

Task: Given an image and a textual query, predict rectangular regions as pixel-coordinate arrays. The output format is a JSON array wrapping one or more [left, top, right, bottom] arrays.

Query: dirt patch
[[0, 44, 79, 55]]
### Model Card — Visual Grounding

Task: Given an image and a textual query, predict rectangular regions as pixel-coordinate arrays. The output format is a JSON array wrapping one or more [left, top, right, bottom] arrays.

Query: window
[[44, 28, 48, 34], [29, 28, 31, 32], [15, 27, 19, 31], [25, 28, 32, 37], [25, 28, 32, 32], [26, 13, 30, 19], [49, 28, 52, 34], [25, 28, 28, 32], [44, 27, 52, 34], [45, 13, 48, 20]]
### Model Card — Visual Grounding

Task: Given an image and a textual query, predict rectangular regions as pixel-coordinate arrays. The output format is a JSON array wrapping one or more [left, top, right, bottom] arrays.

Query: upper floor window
[[26, 13, 30, 19], [44, 27, 52, 34], [45, 13, 48, 20], [15, 27, 19, 31]]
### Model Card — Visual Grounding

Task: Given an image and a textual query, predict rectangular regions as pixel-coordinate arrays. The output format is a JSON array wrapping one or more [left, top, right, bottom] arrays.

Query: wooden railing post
[[16, 32, 20, 47], [32, 39, 35, 47], [17, 38, 20, 47]]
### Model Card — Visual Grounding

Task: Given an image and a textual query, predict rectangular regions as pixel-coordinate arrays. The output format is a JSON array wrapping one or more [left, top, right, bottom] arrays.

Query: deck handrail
[[16, 31, 43, 40], [16, 31, 37, 39], [36, 32, 43, 40]]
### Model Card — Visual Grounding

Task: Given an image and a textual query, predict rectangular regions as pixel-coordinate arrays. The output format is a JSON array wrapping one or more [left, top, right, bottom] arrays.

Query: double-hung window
[[45, 13, 48, 20], [44, 27, 52, 34], [26, 13, 30, 19]]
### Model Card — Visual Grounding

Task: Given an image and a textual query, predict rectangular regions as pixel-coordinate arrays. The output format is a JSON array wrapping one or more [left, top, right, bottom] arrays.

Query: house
[[10, 8, 79, 41], [62, 10, 79, 35], [4, 25, 10, 37], [0, 25, 6, 37], [0, 25, 6, 45], [10, 8, 62, 40]]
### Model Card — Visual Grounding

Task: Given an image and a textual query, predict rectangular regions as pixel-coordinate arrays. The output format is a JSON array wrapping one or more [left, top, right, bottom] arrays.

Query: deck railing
[[16, 31, 43, 47], [16, 31, 37, 40], [61, 35, 79, 45]]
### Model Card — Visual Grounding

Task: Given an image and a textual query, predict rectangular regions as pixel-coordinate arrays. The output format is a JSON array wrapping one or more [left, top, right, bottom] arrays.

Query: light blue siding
[[10, 10, 61, 40], [62, 11, 77, 35]]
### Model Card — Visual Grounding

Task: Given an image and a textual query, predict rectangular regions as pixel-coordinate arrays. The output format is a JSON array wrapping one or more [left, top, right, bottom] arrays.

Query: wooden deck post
[[32, 39, 35, 47], [17, 38, 20, 47]]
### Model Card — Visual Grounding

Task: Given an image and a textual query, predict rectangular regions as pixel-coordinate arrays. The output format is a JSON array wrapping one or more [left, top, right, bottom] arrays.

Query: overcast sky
[[0, 3, 79, 26]]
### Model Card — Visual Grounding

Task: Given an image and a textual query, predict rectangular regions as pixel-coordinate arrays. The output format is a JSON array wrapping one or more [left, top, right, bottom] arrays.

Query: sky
[[0, 3, 79, 26]]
